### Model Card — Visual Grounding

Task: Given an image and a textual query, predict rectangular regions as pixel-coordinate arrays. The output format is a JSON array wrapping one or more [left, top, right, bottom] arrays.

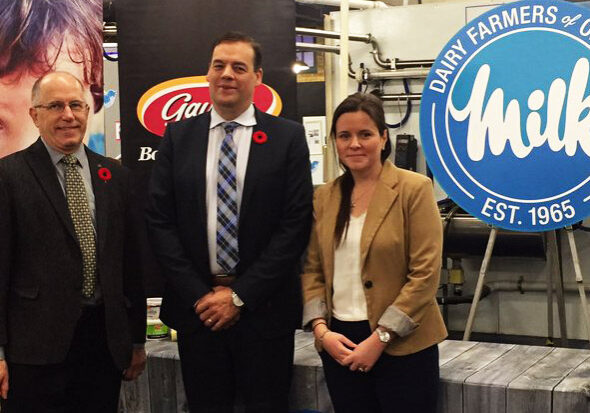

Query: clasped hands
[[195, 286, 240, 331], [320, 329, 387, 373]]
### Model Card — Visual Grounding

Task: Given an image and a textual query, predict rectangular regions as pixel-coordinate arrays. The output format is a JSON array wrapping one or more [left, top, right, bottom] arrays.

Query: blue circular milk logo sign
[[420, 0, 590, 232]]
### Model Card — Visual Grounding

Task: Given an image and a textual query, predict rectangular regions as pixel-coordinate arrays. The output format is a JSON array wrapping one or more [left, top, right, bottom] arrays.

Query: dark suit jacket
[[0, 138, 145, 369], [146, 107, 313, 338]]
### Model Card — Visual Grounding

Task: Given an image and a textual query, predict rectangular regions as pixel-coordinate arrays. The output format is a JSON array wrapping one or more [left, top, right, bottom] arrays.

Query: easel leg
[[565, 226, 590, 344], [546, 232, 554, 345], [546, 230, 568, 347], [463, 227, 498, 341]]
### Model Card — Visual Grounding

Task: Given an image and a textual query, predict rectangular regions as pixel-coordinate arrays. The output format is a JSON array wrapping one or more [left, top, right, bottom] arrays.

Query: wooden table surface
[[119, 332, 590, 413]]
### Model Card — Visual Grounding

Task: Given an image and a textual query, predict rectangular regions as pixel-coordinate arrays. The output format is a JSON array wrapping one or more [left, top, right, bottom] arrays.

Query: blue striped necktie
[[216, 122, 240, 273]]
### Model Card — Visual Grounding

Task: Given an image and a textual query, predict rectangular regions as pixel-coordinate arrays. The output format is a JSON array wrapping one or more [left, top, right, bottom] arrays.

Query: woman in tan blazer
[[302, 93, 447, 413]]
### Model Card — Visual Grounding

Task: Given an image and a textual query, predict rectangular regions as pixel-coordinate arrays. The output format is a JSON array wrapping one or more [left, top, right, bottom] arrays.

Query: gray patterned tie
[[61, 154, 97, 298], [216, 122, 240, 273]]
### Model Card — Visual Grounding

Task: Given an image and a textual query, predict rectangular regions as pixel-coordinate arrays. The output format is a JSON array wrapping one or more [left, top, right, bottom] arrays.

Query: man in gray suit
[[0, 71, 146, 413]]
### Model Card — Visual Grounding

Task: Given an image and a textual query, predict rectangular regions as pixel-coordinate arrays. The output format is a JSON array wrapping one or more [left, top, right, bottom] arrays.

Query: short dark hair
[[210, 31, 262, 71], [0, 0, 103, 112], [331, 93, 392, 244]]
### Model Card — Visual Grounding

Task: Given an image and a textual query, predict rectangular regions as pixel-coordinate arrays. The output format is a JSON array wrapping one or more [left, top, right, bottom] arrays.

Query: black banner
[[117, 0, 297, 171], [116, 0, 297, 294]]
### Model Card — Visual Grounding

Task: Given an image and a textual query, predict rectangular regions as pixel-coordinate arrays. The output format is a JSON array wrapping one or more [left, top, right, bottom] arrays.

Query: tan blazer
[[302, 161, 447, 356]]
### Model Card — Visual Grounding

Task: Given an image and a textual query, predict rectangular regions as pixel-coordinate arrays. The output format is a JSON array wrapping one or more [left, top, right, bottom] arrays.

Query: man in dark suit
[[0, 71, 146, 413], [146, 32, 313, 412]]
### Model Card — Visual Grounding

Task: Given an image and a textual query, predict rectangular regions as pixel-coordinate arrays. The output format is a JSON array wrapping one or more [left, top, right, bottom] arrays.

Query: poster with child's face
[[0, 0, 104, 159]]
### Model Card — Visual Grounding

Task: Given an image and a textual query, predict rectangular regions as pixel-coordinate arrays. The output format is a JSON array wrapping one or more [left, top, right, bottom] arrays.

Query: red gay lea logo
[[137, 76, 283, 137]]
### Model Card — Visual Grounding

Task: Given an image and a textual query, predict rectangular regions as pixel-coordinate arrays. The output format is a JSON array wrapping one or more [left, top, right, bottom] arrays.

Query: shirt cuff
[[302, 297, 328, 330], [378, 305, 419, 337], [0, 347, 4, 360]]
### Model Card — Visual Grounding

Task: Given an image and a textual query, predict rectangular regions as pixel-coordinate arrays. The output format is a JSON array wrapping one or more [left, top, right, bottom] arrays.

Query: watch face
[[378, 330, 391, 343]]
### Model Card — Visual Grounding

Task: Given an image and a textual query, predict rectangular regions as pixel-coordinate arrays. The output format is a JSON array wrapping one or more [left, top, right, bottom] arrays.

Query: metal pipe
[[379, 93, 422, 101], [395, 59, 434, 68], [296, 42, 340, 54], [363, 67, 431, 80], [348, 55, 356, 79], [487, 280, 590, 294], [370, 39, 392, 69], [339, 0, 350, 104], [294, 28, 395, 71], [296, 0, 388, 9], [296, 27, 371, 43], [438, 285, 491, 305], [323, 14, 338, 183]]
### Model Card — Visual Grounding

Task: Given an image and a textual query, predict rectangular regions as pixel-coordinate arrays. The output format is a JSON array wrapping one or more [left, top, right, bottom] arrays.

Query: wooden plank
[[119, 366, 152, 413], [294, 330, 316, 351], [146, 340, 179, 359], [553, 356, 590, 412], [147, 343, 180, 413], [507, 348, 590, 413], [436, 340, 478, 413], [291, 335, 330, 412], [464, 345, 553, 413], [438, 339, 479, 366], [174, 358, 189, 413], [439, 342, 514, 413]]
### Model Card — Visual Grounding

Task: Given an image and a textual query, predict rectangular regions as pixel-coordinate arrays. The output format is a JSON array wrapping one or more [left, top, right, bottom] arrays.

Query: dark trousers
[[320, 318, 439, 413], [178, 323, 294, 413], [1, 305, 122, 413]]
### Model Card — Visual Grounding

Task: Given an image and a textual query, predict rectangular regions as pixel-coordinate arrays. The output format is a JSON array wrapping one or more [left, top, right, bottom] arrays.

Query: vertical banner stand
[[565, 226, 590, 344], [546, 230, 568, 347], [463, 227, 498, 341]]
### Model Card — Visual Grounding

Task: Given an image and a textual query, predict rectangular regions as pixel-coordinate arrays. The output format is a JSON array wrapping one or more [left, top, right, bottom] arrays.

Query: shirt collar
[[41, 138, 87, 167], [209, 105, 256, 130]]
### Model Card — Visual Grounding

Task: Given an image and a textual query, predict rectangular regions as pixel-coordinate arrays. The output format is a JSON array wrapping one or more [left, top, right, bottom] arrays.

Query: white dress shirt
[[206, 106, 255, 275]]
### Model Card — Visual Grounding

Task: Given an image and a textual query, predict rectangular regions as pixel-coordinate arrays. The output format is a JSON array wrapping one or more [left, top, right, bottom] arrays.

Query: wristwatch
[[231, 290, 244, 308], [376, 326, 392, 344]]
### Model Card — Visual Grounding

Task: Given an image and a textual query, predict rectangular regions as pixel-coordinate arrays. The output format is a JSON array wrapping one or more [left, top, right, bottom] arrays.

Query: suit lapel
[[360, 162, 399, 267], [320, 184, 339, 284], [24, 138, 76, 240], [194, 113, 211, 229], [240, 108, 265, 221], [86, 148, 108, 257]]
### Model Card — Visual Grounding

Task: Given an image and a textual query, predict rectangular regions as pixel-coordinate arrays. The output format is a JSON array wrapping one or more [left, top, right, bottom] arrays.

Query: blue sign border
[[420, 0, 590, 232]]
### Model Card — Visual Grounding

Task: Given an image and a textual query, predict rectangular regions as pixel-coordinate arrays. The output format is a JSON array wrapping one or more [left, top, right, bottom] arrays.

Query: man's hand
[[195, 286, 240, 331], [122, 348, 147, 381], [0, 360, 8, 399]]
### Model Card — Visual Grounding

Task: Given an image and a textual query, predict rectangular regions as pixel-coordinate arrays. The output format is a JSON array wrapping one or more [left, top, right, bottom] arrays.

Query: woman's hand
[[322, 331, 357, 364], [341, 331, 387, 372]]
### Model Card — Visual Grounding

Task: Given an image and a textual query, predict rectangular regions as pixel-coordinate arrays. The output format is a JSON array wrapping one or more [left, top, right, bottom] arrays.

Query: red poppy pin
[[98, 167, 112, 182], [252, 130, 268, 144]]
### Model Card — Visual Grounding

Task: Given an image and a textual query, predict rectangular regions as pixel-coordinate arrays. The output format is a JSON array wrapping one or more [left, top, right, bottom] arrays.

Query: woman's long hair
[[332, 93, 392, 245]]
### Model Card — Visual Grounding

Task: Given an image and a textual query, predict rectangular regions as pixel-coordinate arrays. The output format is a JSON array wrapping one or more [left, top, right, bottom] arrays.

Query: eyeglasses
[[34, 101, 89, 113]]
